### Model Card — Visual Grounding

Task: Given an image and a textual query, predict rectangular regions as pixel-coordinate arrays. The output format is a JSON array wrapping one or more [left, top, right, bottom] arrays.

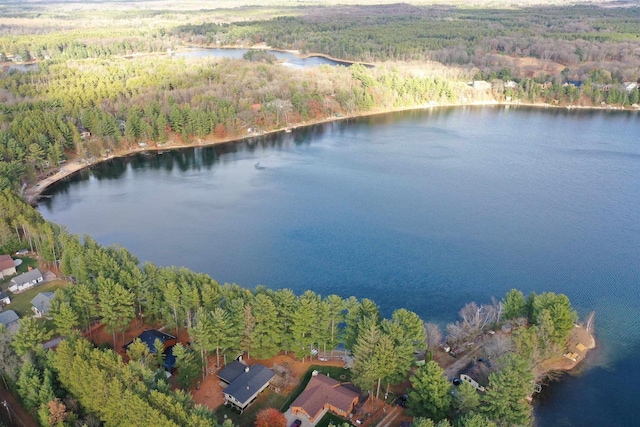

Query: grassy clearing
[[281, 365, 351, 412], [214, 390, 287, 427], [6, 279, 66, 317]]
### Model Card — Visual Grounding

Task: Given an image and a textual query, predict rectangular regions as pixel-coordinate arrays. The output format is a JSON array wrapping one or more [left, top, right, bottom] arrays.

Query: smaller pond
[[174, 48, 356, 68]]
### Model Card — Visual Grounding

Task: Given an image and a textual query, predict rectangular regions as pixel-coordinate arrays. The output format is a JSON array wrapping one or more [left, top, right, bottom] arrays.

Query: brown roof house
[[0, 255, 17, 279], [290, 371, 360, 424]]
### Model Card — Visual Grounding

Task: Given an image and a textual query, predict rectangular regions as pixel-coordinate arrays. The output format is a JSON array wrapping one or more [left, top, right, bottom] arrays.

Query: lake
[[174, 48, 355, 68], [38, 106, 640, 426]]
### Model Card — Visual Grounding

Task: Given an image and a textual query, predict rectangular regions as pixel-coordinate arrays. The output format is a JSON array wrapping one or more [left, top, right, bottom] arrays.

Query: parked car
[[452, 378, 462, 386], [395, 394, 408, 407], [290, 420, 302, 427]]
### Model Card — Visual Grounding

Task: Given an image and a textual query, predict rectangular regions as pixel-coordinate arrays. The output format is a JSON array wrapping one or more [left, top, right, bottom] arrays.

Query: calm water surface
[[39, 106, 640, 426], [174, 48, 352, 68]]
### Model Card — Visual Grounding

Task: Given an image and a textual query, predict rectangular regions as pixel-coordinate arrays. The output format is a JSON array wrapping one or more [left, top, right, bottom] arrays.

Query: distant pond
[[174, 48, 356, 68]]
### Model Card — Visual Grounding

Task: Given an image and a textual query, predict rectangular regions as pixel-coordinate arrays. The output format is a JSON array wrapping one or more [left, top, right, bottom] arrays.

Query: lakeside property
[[23, 99, 637, 205]]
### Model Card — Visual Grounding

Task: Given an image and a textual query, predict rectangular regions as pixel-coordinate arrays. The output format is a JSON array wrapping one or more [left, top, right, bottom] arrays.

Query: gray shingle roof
[[0, 310, 19, 326], [224, 364, 274, 405], [11, 269, 42, 286], [31, 292, 55, 314], [218, 360, 248, 384]]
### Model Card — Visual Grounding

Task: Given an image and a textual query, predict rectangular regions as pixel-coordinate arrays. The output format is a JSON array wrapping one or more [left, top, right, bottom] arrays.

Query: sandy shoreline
[[23, 100, 635, 205]]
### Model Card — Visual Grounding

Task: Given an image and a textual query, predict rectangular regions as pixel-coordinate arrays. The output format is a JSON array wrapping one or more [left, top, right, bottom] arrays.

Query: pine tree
[[408, 360, 452, 421]]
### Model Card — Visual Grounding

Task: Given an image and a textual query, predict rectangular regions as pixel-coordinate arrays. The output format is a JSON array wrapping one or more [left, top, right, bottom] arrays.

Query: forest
[[0, 189, 579, 427], [1, 2, 639, 194]]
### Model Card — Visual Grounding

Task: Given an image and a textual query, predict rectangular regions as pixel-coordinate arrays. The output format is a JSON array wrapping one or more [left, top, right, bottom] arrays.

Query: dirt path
[[0, 387, 38, 427], [375, 405, 403, 427], [443, 346, 484, 378]]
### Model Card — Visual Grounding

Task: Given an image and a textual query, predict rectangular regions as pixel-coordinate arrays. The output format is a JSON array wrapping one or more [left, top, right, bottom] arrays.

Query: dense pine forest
[[1, 1, 639, 193]]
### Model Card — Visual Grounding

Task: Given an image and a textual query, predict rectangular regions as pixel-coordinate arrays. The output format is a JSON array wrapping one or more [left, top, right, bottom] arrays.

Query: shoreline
[[23, 100, 636, 205]]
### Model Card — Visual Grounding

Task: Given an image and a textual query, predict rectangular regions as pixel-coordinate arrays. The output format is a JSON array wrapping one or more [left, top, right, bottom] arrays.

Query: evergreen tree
[[501, 289, 527, 321], [172, 343, 200, 390], [481, 354, 534, 426], [408, 360, 452, 421], [12, 317, 52, 356]]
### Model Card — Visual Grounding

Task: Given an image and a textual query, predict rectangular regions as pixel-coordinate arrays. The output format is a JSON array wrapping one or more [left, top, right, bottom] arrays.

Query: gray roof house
[[31, 292, 55, 318], [9, 269, 44, 293], [218, 360, 249, 384], [222, 363, 274, 412], [0, 310, 20, 333]]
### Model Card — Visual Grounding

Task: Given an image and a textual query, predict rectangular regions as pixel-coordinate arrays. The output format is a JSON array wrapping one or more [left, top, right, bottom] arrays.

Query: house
[[0, 255, 17, 279], [0, 310, 20, 333], [124, 329, 178, 369], [290, 371, 360, 424], [221, 363, 274, 412], [9, 268, 44, 293], [218, 360, 249, 385], [0, 292, 10, 306], [472, 80, 492, 91], [125, 329, 177, 354], [31, 292, 55, 318]]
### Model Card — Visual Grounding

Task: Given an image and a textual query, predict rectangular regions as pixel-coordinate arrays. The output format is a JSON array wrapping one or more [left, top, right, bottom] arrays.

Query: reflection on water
[[174, 48, 354, 68]]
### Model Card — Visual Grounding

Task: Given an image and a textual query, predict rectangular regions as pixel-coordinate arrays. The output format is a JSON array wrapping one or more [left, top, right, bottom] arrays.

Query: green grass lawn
[[14, 256, 39, 274], [316, 412, 350, 427], [214, 390, 287, 427], [6, 279, 66, 317], [281, 365, 352, 412]]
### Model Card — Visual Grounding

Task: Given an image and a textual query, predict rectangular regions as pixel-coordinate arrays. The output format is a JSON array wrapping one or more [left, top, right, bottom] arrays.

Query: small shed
[[31, 292, 55, 317]]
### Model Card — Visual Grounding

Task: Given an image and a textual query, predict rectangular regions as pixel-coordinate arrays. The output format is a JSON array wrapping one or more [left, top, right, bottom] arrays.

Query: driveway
[[283, 408, 319, 427]]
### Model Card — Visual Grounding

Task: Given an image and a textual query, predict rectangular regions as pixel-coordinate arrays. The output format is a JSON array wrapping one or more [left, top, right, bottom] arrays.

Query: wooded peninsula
[[0, 1, 616, 426]]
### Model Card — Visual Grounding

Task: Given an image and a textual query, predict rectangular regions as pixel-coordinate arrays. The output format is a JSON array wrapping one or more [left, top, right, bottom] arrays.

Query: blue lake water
[[38, 106, 640, 426], [174, 48, 353, 68]]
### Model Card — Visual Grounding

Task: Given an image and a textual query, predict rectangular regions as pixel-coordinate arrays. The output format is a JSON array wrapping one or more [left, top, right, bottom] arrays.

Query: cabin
[[124, 329, 178, 370], [290, 371, 360, 424], [0, 255, 17, 279], [31, 292, 55, 318], [9, 269, 43, 293], [0, 310, 20, 333], [220, 362, 274, 413]]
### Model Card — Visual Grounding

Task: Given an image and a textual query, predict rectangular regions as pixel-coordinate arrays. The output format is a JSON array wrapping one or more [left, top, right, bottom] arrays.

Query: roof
[[0, 255, 14, 271], [0, 310, 19, 326], [0, 292, 10, 301], [291, 374, 360, 420], [218, 360, 248, 384], [223, 364, 274, 405], [31, 292, 55, 313], [11, 269, 42, 286], [125, 329, 176, 353], [164, 345, 177, 370]]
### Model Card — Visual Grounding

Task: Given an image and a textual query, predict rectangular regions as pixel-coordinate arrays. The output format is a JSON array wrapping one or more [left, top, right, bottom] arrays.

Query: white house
[[31, 292, 55, 318], [0, 255, 17, 279], [0, 292, 10, 306], [9, 268, 44, 293]]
